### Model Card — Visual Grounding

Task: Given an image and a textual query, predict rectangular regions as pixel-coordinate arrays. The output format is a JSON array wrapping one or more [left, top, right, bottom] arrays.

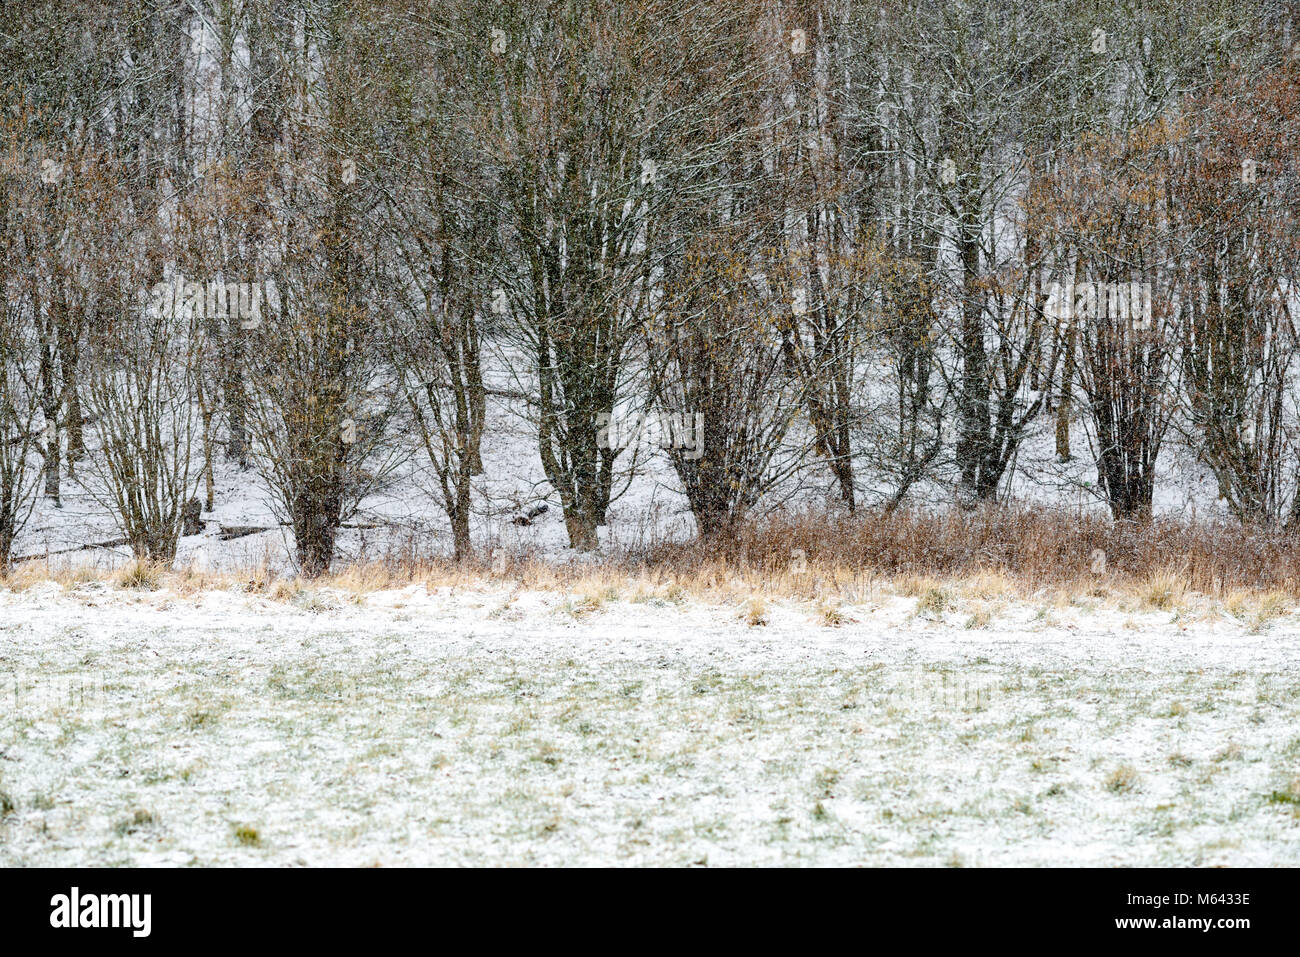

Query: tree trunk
[[64, 383, 84, 471], [451, 463, 472, 561], [955, 209, 990, 502], [294, 493, 340, 578], [467, 374, 486, 476], [38, 326, 61, 505], [223, 330, 249, 468], [562, 507, 600, 552], [1055, 319, 1075, 461]]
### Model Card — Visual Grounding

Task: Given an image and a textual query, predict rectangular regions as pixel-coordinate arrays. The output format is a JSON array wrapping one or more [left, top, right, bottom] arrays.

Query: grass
[[563, 591, 606, 618], [1137, 571, 1186, 612], [1, 602, 1296, 866], [114, 809, 156, 837], [1249, 591, 1292, 632], [915, 585, 953, 619], [742, 597, 768, 627], [1267, 779, 1300, 806], [1105, 764, 1141, 793], [1214, 742, 1243, 763], [5, 507, 1300, 620], [3, 556, 1297, 630], [232, 824, 262, 847], [2, 504, 1296, 867], [816, 601, 850, 627], [112, 559, 166, 591]]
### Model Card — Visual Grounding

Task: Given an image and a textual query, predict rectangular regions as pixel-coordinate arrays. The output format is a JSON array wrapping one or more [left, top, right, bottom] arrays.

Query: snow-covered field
[[1, 581, 1297, 866]]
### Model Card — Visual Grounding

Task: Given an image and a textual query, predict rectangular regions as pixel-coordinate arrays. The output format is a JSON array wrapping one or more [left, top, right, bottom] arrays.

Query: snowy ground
[[1, 581, 1297, 866]]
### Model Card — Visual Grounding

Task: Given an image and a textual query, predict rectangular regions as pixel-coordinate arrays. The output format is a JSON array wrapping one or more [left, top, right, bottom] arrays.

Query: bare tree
[[1032, 114, 1181, 521], [0, 130, 45, 568], [372, 10, 492, 560], [1173, 62, 1300, 526], [79, 164, 203, 564], [652, 225, 803, 538], [470, 0, 762, 549], [238, 2, 401, 576]]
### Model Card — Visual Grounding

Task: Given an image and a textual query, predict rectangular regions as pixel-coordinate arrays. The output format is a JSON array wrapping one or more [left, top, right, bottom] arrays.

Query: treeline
[[2, 0, 1300, 574]]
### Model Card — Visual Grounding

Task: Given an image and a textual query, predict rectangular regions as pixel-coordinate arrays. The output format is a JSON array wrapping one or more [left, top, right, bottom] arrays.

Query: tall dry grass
[[650, 506, 1300, 596], [3, 507, 1299, 606]]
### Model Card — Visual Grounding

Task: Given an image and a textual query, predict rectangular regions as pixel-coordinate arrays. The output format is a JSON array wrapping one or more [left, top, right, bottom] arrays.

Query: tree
[[239, 0, 401, 576], [1031, 117, 1180, 520], [652, 225, 802, 538], [1171, 61, 1300, 526], [0, 123, 45, 568], [373, 4, 493, 560], [82, 280, 203, 563], [471, 0, 760, 549]]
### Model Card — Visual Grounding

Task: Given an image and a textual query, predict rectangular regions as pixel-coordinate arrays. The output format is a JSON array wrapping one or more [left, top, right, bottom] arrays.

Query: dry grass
[[112, 558, 166, 591], [1248, 590, 1292, 632], [232, 824, 262, 847], [957, 570, 1018, 602], [0, 560, 61, 592], [268, 578, 302, 602], [1105, 764, 1141, 794], [964, 604, 995, 630], [4, 507, 1300, 618], [815, 600, 851, 627], [915, 585, 954, 619], [678, 506, 1300, 596], [741, 597, 768, 627], [1133, 569, 1187, 612]]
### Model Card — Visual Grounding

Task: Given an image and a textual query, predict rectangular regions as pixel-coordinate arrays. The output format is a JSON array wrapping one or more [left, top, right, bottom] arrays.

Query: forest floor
[[1, 578, 1298, 866]]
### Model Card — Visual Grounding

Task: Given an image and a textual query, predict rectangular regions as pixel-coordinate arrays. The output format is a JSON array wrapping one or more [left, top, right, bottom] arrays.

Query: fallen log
[[217, 525, 271, 541], [10, 537, 132, 563], [219, 521, 383, 541]]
